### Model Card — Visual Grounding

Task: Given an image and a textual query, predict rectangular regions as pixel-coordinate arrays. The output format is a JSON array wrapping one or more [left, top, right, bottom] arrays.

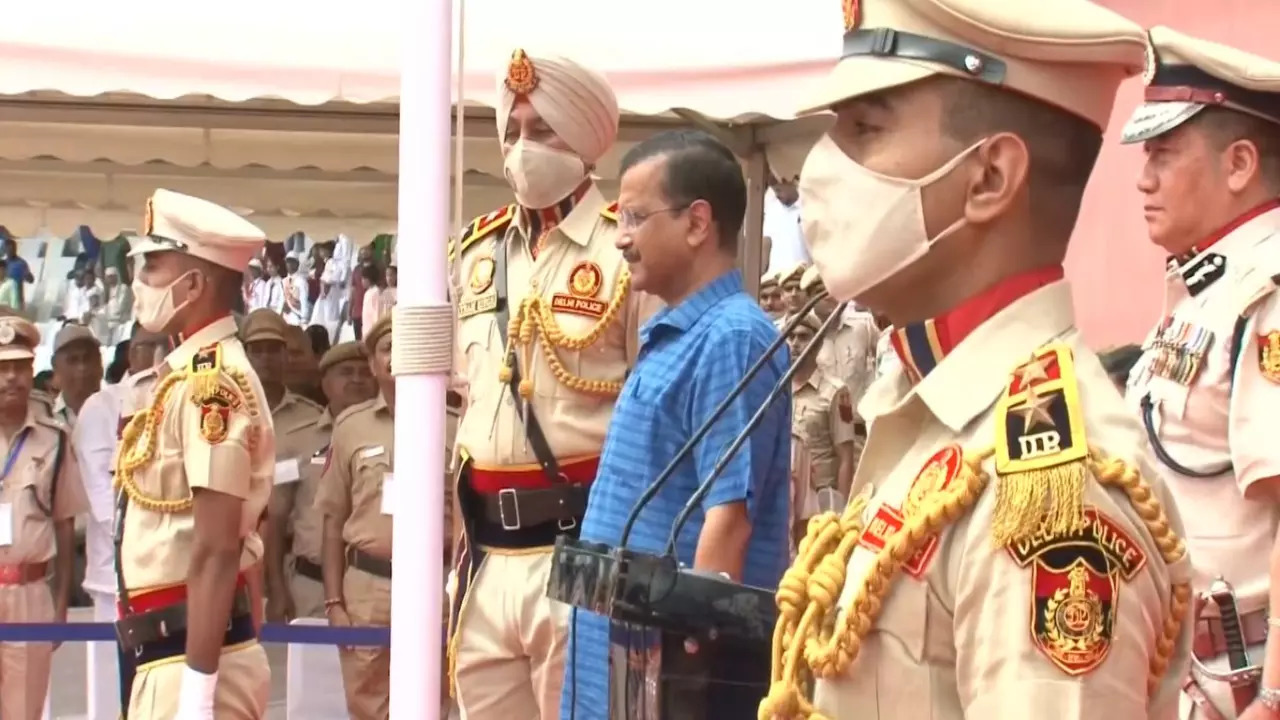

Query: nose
[[614, 232, 632, 251], [1135, 163, 1157, 195]]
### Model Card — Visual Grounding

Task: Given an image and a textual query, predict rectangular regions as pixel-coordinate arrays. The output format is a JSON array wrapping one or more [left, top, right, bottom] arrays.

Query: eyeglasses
[[618, 205, 691, 231]]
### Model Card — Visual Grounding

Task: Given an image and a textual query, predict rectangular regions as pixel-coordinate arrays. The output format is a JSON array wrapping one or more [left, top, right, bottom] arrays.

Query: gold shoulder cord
[[498, 269, 632, 399], [759, 447, 1190, 720], [113, 367, 263, 513]]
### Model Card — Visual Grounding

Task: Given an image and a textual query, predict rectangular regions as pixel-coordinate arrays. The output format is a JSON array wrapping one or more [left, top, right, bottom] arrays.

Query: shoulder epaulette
[[293, 394, 325, 413], [991, 340, 1089, 547], [449, 205, 516, 263], [333, 397, 378, 427], [600, 201, 619, 223], [35, 414, 67, 434], [190, 343, 222, 375]]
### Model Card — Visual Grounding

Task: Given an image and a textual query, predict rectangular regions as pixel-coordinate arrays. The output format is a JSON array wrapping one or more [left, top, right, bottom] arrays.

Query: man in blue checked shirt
[[559, 129, 791, 720]]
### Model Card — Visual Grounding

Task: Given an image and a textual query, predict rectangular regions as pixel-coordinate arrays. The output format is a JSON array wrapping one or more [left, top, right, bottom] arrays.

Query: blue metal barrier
[[0, 621, 390, 646]]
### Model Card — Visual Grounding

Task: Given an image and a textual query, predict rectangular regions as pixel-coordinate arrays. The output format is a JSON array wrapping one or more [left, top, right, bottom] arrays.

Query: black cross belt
[[132, 612, 257, 669]]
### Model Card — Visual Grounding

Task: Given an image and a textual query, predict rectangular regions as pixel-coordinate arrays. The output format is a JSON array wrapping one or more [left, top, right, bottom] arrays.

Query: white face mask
[[132, 271, 195, 333], [502, 138, 587, 209], [798, 135, 982, 301]]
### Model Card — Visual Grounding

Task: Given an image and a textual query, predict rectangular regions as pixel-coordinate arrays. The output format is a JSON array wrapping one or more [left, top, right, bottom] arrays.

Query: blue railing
[[0, 621, 390, 646]]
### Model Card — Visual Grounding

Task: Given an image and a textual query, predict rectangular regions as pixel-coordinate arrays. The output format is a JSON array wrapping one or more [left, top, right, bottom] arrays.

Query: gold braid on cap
[[113, 367, 262, 514], [497, 270, 632, 399], [505, 49, 539, 95], [142, 197, 155, 237]]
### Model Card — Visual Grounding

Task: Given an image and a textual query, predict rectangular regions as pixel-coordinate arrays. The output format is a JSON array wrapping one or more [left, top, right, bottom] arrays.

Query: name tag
[[311, 455, 327, 466], [361, 446, 385, 460], [381, 473, 396, 515], [274, 459, 301, 485]]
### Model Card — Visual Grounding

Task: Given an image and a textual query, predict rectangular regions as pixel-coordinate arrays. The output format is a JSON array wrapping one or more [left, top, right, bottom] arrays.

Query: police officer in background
[[759, 271, 783, 320], [1119, 27, 1280, 720], [0, 315, 88, 720], [113, 188, 275, 719], [799, 265, 876, 459], [447, 49, 655, 720], [317, 316, 394, 719], [267, 340, 375, 621], [761, 0, 1195, 718]]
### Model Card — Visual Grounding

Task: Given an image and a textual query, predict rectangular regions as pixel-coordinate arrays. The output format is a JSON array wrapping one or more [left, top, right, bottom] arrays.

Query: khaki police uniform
[[113, 189, 275, 718], [777, 262, 806, 321], [448, 180, 655, 717], [1119, 28, 1280, 720], [446, 51, 658, 717], [760, 271, 783, 320], [761, 3, 1196, 719], [246, 308, 327, 619], [800, 265, 877, 457], [314, 384, 394, 720], [789, 314, 856, 540], [0, 317, 89, 720]]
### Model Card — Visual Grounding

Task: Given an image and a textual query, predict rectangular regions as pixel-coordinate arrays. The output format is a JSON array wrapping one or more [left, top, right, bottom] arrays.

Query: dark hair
[[33, 370, 53, 392], [618, 129, 746, 250], [306, 325, 331, 357], [936, 77, 1103, 246], [1099, 343, 1144, 386], [1194, 107, 1280, 193], [106, 341, 130, 383]]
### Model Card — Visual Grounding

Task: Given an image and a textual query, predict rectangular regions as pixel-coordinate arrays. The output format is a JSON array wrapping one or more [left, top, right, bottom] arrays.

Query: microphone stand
[[617, 290, 829, 548], [664, 302, 846, 556]]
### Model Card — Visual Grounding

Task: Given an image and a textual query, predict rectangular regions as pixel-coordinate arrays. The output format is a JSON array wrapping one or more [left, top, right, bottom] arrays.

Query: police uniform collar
[[1172, 201, 1280, 296], [372, 392, 391, 415], [272, 390, 301, 414], [516, 183, 605, 248], [889, 265, 1065, 382], [166, 315, 238, 371], [318, 408, 334, 430], [866, 280, 1076, 434]]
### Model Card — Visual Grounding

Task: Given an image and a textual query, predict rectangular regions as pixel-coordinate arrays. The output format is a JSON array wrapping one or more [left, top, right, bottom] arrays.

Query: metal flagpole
[[390, 0, 453, 715]]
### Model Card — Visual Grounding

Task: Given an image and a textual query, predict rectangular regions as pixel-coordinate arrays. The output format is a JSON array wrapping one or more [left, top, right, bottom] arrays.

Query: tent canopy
[[0, 0, 838, 239]]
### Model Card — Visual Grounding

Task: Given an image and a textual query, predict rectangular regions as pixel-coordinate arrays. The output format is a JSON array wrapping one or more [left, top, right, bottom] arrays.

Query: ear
[[1224, 138, 1262, 194], [686, 199, 715, 249], [964, 133, 1030, 225]]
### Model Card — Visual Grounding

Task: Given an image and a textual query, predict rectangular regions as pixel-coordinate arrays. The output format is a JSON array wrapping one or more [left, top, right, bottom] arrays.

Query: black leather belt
[[293, 556, 324, 584], [479, 485, 589, 531], [133, 612, 257, 668], [346, 546, 392, 579], [853, 422, 867, 435], [115, 587, 254, 652]]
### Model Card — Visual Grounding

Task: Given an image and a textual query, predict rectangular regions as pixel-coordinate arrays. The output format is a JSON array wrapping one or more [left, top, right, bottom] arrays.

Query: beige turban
[[496, 49, 620, 165]]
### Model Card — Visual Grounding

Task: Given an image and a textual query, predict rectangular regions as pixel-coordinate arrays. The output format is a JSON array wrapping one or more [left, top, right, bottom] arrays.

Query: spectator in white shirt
[[763, 177, 810, 274], [246, 257, 269, 311], [61, 267, 103, 326], [263, 256, 286, 315], [312, 242, 349, 342], [73, 323, 170, 720], [282, 251, 311, 326], [95, 267, 132, 345]]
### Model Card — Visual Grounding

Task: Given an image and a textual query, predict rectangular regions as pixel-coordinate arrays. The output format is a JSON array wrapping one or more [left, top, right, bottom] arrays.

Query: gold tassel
[[990, 460, 1087, 547]]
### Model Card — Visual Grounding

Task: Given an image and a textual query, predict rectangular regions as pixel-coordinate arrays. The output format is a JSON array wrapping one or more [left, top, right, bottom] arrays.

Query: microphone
[[617, 290, 830, 549], [664, 301, 846, 556]]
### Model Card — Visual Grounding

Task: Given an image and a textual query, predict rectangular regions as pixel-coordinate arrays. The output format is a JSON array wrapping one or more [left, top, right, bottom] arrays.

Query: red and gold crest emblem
[[842, 0, 862, 32], [505, 49, 539, 96], [857, 444, 963, 578], [1259, 330, 1280, 384], [569, 261, 603, 298]]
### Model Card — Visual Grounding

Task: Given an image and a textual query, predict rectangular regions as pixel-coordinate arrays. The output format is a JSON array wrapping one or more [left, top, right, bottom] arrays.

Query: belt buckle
[[558, 516, 577, 532], [498, 488, 521, 531]]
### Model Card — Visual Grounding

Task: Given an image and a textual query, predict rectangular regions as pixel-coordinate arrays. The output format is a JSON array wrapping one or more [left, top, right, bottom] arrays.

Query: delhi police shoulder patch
[[188, 343, 243, 445], [1257, 330, 1280, 384], [1006, 506, 1147, 676], [991, 341, 1090, 548]]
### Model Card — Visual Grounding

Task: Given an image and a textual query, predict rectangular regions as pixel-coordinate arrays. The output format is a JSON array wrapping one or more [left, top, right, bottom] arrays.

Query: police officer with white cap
[[113, 188, 276, 719], [1119, 26, 1280, 720], [760, 1, 1195, 718]]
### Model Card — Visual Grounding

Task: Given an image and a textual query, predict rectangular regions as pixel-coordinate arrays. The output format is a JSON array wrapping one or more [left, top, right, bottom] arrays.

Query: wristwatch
[[1259, 687, 1280, 712]]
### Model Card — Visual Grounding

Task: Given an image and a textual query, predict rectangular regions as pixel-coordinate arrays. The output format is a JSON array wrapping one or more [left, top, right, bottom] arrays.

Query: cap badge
[[842, 0, 862, 33], [143, 197, 155, 236], [0, 323, 16, 345], [569, 261, 603, 298], [505, 49, 539, 96]]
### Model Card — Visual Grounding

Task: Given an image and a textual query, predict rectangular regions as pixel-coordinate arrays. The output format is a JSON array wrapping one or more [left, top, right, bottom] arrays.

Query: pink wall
[[1067, 0, 1274, 348]]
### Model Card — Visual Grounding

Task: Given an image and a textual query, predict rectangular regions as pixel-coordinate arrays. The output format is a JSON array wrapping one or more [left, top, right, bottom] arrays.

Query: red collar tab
[[891, 265, 1065, 382], [1174, 198, 1280, 264], [177, 313, 232, 345]]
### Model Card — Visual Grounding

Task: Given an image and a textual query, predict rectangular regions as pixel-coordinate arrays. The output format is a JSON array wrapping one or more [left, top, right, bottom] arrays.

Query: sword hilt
[[1208, 577, 1252, 672]]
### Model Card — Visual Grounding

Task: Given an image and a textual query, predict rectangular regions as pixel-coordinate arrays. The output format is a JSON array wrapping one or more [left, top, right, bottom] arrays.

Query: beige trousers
[[454, 550, 569, 720], [128, 642, 271, 719], [0, 581, 53, 720], [289, 570, 327, 619], [338, 567, 391, 720]]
